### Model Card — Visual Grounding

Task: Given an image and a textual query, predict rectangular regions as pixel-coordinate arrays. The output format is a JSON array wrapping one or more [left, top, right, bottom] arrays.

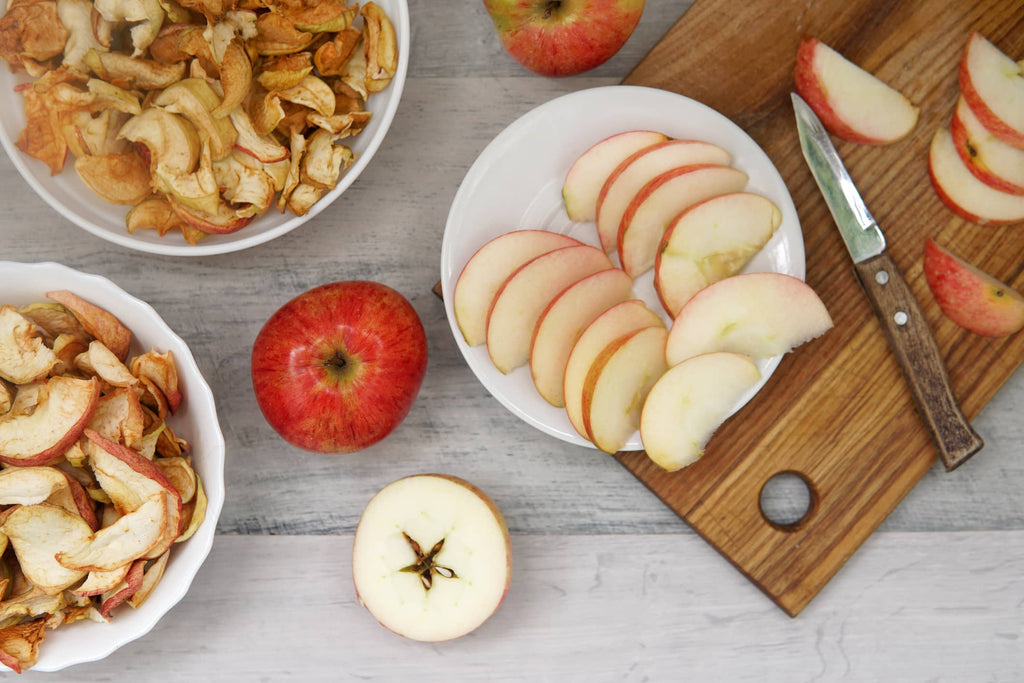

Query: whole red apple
[[483, 0, 645, 77], [251, 281, 428, 453]]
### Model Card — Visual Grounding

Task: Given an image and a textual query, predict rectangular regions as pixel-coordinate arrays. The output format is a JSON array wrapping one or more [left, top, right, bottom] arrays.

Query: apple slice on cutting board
[[530, 267, 634, 407], [352, 474, 512, 642], [487, 244, 613, 374], [655, 192, 782, 318], [454, 229, 582, 346], [951, 95, 1024, 195], [595, 139, 733, 254], [793, 36, 919, 145], [959, 32, 1024, 150], [640, 352, 762, 472], [929, 127, 1024, 226], [562, 130, 668, 222], [617, 164, 749, 278]]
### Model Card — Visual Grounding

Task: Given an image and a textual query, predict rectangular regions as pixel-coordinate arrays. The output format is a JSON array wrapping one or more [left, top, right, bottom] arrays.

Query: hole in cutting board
[[759, 471, 816, 531]]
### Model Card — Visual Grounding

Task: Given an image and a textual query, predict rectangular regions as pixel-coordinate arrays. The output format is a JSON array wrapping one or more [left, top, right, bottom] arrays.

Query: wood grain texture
[[617, 0, 1024, 616]]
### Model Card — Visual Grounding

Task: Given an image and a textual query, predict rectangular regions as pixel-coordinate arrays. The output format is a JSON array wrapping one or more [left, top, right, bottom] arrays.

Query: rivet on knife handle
[[853, 252, 984, 470]]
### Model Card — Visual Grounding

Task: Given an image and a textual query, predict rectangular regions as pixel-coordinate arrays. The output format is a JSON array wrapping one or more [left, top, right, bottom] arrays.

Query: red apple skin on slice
[[617, 164, 749, 278], [529, 267, 634, 407], [453, 230, 582, 346], [928, 127, 1024, 226], [793, 37, 919, 145], [951, 96, 1024, 196], [959, 32, 1024, 150], [580, 325, 669, 454], [595, 139, 732, 253], [45, 290, 132, 361], [923, 238, 1024, 337], [640, 352, 761, 472], [486, 245, 613, 374], [0, 376, 100, 467], [562, 130, 668, 222], [563, 300, 665, 440]]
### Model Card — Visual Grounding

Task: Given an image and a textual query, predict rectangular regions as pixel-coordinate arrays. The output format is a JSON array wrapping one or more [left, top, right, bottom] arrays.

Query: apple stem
[[399, 532, 458, 590], [324, 351, 348, 370], [543, 0, 561, 19]]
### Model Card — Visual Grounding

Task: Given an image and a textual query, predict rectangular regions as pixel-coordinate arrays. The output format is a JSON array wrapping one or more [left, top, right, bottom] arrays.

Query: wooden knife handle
[[853, 251, 983, 471]]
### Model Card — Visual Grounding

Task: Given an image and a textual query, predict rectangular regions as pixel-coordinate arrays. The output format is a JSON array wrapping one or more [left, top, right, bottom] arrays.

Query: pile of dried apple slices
[[454, 129, 833, 471]]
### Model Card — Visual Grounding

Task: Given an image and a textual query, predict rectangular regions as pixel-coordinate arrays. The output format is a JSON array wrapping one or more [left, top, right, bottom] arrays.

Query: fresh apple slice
[[928, 127, 1024, 226], [595, 139, 732, 253], [562, 130, 668, 222], [923, 238, 1024, 337], [959, 32, 1024, 150], [665, 272, 833, 366], [581, 325, 669, 454], [951, 96, 1024, 195], [793, 36, 919, 145], [486, 245, 613, 374], [563, 300, 665, 440], [352, 473, 512, 642], [655, 192, 782, 317], [45, 290, 132, 361], [529, 268, 634, 407], [0, 504, 92, 594], [0, 306, 58, 385], [618, 164, 749, 277], [454, 230, 582, 346], [0, 376, 100, 467], [640, 352, 761, 472]]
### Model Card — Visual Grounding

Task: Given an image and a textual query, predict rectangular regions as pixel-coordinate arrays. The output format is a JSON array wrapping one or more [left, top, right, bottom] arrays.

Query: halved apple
[[664, 272, 833, 366], [595, 139, 732, 254], [0, 376, 100, 467], [793, 36, 919, 145], [928, 127, 1024, 226], [923, 237, 1024, 337], [654, 192, 782, 317], [640, 352, 761, 472], [45, 290, 132, 362], [618, 165, 749, 277], [562, 130, 668, 222], [951, 96, 1024, 196], [563, 300, 664, 439], [958, 32, 1024, 150], [453, 230, 582, 346], [486, 245, 613, 374], [0, 306, 58, 385], [0, 504, 92, 595], [529, 268, 634, 407]]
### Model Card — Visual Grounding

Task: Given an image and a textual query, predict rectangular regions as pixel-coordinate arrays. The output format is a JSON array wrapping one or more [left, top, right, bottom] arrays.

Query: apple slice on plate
[[595, 139, 732, 253], [581, 325, 669, 454], [655, 192, 782, 317], [562, 130, 668, 222], [951, 96, 1024, 195], [923, 238, 1024, 337], [664, 272, 833, 366], [0, 376, 101, 467], [486, 244, 613, 374], [563, 299, 665, 440], [959, 32, 1024, 150], [618, 164, 749, 277], [352, 473, 511, 642], [530, 267, 634, 407], [928, 127, 1024, 226], [793, 36, 919, 145], [640, 352, 762, 472], [0, 305, 59, 384], [454, 229, 582, 346]]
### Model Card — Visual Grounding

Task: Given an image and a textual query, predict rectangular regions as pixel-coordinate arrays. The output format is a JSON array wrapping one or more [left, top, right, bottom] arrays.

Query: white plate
[[0, 0, 409, 257], [0, 261, 225, 672], [440, 85, 804, 451]]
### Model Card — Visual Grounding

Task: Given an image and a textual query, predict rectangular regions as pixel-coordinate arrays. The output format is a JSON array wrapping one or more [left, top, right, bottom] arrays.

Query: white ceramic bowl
[[0, 0, 409, 257], [0, 261, 225, 672], [440, 85, 805, 451]]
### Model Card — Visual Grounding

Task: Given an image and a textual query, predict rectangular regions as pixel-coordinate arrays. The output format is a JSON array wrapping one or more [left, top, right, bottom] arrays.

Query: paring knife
[[791, 92, 983, 472]]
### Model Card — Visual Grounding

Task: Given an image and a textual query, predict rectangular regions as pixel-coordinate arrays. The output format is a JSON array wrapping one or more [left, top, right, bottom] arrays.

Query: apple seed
[[399, 532, 457, 590]]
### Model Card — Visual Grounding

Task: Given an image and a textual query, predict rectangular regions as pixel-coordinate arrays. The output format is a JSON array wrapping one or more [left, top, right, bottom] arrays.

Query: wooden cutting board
[[614, 0, 1024, 616]]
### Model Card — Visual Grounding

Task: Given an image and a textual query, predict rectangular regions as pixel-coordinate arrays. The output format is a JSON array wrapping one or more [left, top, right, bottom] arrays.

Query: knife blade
[[791, 92, 983, 471]]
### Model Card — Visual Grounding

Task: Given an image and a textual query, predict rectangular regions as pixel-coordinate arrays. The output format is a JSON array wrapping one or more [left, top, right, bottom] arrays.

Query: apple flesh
[[655, 192, 782, 317], [793, 36, 919, 145], [562, 130, 667, 222], [352, 473, 511, 642], [664, 272, 833, 366], [483, 0, 646, 78], [0, 376, 100, 467], [640, 352, 761, 472], [595, 139, 732, 254], [950, 96, 1024, 195], [958, 32, 1024, 150], [923, 238, 1024, 337], [251, 281, 428, 453], [928, 127, 1024, 226], [453, 230, 581, 346], [45, 290, 133, 362], [0, 305, 58, 384]]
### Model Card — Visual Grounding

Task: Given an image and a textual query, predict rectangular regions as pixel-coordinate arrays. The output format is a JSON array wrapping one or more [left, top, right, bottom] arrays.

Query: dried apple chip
[[0, 0, 68, 74], [126, 549, 169, 608], [0, 376, 100, 467], [360, 1, 396, 93], [126, 196, 186, 237], [276, 74, 335, 117], [83, 49, 186, 90], [0, 306, 58, 385], [253, 11, 316, 55], [45, 290, 132, 362], [0, 619, 47, 673], [256, 51, 313, 91], [1, 505, 91, 595], [74, 152, 153, 205]]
